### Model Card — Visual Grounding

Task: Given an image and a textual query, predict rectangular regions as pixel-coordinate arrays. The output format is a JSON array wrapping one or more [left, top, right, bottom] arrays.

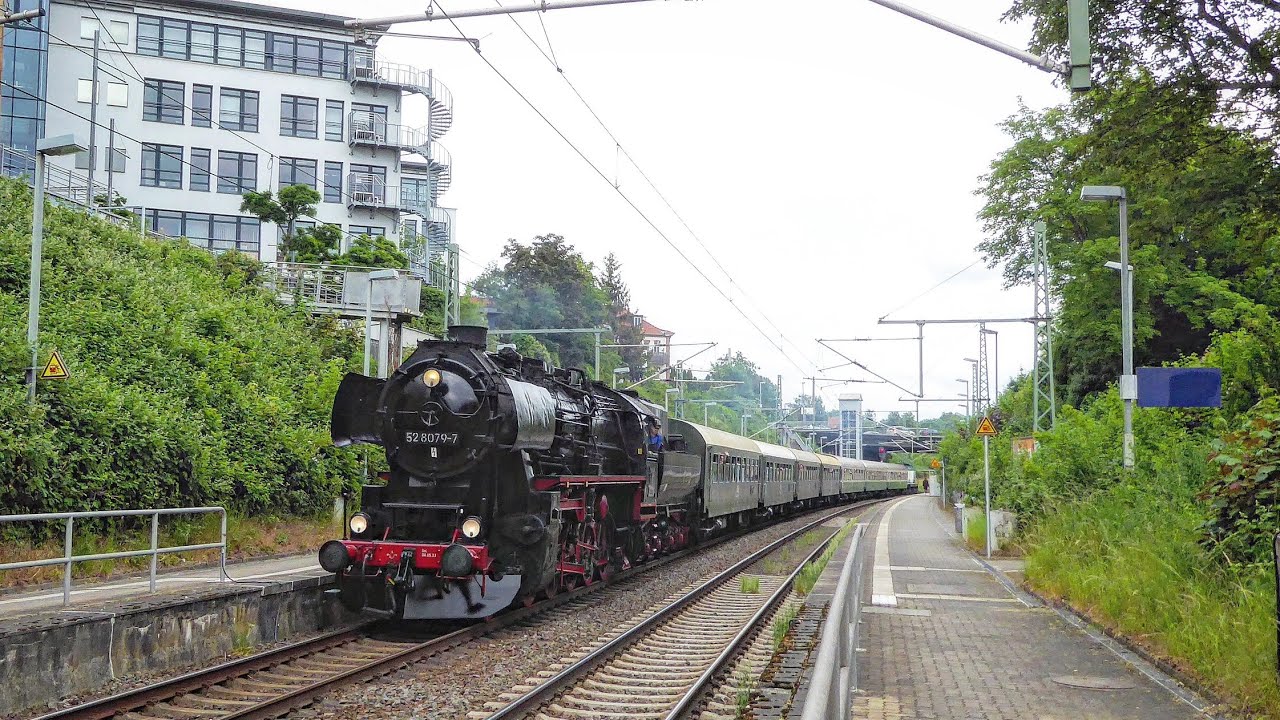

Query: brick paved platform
[[853, 494, 1213, 720]]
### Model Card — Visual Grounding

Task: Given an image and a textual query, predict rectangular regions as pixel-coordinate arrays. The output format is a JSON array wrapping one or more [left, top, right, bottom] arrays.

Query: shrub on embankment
[[0, 178, 362, 536]]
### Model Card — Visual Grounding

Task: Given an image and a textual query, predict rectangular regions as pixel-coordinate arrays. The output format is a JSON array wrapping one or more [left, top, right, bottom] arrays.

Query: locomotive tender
[[318, 325, 913, 619]]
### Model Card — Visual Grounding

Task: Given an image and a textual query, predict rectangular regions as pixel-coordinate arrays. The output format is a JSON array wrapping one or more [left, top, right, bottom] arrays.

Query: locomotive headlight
[[422, 368, 443, 388], [461, 516, 482, 539], [349, 512, 370, 535]]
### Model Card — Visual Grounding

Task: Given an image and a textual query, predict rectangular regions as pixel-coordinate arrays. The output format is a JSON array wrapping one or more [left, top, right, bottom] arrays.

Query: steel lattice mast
[[1032, 221, 1057, 431]]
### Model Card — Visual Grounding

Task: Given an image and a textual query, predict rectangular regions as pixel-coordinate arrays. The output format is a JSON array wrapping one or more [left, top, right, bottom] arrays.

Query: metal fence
[[800, 523, 868, 720], [0, 507, 227, 606]]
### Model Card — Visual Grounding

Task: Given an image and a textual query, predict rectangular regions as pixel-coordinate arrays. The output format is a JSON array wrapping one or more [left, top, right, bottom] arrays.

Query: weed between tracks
[[739, 575, 761, 594], [735, 668, 757, 718], [794, 520, 857, 596]]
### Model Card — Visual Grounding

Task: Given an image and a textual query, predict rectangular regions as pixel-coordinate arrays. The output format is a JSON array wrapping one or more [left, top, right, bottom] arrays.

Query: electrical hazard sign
[[39, 349, 69, 380], [976, 416, 998, 436]]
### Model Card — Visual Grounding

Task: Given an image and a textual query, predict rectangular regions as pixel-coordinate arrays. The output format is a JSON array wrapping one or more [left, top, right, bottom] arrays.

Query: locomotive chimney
[[449, 325, 489, 348]]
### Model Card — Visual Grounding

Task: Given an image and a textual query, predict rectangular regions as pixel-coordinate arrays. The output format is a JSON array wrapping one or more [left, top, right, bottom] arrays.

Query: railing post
[[150, 511, 159, 592], [220, 510, 228, 583], [63, 517, 74, 606]]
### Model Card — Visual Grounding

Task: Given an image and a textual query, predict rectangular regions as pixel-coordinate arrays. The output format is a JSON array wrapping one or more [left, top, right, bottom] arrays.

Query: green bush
[[1202, 396, 1280, 567], [0, 179, 362, 538]]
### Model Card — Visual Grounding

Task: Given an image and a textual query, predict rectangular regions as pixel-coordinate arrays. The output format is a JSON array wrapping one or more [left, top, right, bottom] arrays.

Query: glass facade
[[1, 0, 49, 164]]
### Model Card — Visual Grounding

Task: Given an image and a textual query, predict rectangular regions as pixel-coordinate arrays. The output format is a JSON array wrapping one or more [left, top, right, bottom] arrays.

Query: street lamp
[[963, 357, 980, 413], [27, 134, 88, 404], [664, 388, 680, 412], [741, 414, 752, 436], [612, 366, 630, 389], [1081, 185, 1135, 471], [956, 379, 969, 421], [364, 268, 398, 378]]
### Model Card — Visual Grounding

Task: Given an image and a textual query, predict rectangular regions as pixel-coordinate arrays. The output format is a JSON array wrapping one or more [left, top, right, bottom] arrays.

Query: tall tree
[[472, 234, 610, 369], [598, 253, 645, 378]]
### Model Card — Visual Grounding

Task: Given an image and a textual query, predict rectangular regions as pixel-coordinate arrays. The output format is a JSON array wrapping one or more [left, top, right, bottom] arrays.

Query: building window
[[323, 161, 342, 203], [76, 79, 92, 103], [143, 79, 183, 124], [632, 315, 642, 328], [325, 100, 343, 141], [403, 177, 431, 207], [109, 21, 129, 45], [190, 148, 211, 191], [280, 95, 318, 138], [189, 23, 214, 63], [106, 82, 128, 107], [108, 147, 125, 173], [349, 225, 385, 238], [217, 151, 257, 194], [192, 84, 212, 127], [141, 143, 183, 189], [145, 209, 260, 254], [79, 18, 97, 40], [136, 16, 345, 78], [219, 88, 258, 132], [74, 150, 89, 170], [279, 157, 317, 190], [351, 102, 388, 124]]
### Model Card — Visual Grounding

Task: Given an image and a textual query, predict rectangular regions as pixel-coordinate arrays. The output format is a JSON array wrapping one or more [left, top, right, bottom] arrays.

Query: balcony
[[350, 115, 452, 198], [350, 48, 453, 140], [347, 173, 400, 214]]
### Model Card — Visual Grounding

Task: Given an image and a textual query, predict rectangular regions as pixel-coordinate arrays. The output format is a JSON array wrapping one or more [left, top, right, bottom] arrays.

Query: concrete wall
[[0, 576, 358, 715]]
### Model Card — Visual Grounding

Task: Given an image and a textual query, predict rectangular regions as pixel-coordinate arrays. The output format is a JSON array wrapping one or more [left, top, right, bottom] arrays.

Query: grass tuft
[[740, 575, 761, 594]]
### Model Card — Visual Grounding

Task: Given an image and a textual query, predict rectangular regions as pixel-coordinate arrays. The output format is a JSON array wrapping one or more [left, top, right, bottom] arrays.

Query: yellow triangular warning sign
[[39, 349, 69, 380], [976, 416, 998, 436]]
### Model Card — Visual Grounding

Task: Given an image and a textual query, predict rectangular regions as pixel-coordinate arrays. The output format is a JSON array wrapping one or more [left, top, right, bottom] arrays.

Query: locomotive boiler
[[318, 325, 677, 619]]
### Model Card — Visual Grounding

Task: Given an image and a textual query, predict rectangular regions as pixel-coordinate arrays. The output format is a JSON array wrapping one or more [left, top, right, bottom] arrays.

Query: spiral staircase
[[347, 48, 457, 285]]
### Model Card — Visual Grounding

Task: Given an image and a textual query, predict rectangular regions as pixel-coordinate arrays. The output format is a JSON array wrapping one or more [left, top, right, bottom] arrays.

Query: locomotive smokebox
[[449, 325, 489, 348]]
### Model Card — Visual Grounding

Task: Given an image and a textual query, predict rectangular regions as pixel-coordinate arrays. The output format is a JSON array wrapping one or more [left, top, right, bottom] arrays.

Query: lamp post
[[982, 328, 999, 403], [363, 268, 398, 378], [612, 366, 630, 389], [1082, 185, 1135, 471], [27, 134, 88, 404], [664, 388, 680, 412], [963, 357, 980, 413], [956, 379, 969, 422], [741, 414, 752, 436]]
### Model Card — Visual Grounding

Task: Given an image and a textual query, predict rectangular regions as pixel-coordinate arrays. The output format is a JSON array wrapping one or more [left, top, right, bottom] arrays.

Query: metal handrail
[[799, 523, 868, 720], [0, 507, 227, 606], [349, 50, 453, 111]]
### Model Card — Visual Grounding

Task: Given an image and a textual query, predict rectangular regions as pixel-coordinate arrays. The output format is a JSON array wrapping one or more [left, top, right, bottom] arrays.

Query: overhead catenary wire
[[432, 0, 813, 374], [494, 1, 818, 370]]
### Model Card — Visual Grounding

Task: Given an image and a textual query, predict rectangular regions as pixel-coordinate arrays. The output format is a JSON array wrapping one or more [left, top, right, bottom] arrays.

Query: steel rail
[[39, 499, 885, 720], [485, 498, 884, 720], [665, 520, 865, 719]]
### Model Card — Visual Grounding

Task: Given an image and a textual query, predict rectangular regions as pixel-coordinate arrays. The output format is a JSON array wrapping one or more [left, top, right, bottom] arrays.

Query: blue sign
[[1136, 367, 1222, 408]]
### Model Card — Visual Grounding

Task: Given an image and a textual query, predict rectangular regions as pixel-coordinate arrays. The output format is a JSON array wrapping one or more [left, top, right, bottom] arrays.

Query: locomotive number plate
[[403, 432, 461, 446]]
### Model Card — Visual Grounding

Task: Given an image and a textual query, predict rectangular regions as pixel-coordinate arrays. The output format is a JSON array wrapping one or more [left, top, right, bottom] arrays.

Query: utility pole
[[86, 29, 100, 206]]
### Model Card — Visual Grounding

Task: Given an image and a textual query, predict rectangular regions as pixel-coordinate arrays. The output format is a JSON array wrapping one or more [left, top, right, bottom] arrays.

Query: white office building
[[4, 0, 455, 267]]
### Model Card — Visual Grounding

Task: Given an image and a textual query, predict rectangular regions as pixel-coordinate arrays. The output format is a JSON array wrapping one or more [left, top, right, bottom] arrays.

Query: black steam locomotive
[[318, 325, 912, 620]]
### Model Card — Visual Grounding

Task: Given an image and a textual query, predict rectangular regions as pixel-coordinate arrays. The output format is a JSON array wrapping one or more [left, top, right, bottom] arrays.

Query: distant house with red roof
[[628, 313, 674, 368]]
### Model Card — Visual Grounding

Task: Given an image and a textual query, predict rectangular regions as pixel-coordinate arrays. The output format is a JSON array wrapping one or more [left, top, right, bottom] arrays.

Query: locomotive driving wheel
[[592, 515, 615, 583]]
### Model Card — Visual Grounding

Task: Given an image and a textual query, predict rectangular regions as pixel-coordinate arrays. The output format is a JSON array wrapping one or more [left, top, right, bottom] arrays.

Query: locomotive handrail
[[0, 507, 227, 606]]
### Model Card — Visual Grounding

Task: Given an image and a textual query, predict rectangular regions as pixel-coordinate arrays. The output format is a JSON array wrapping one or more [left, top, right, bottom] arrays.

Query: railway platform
[[843, 494, 1215, 720], [0, 552, 350, 716]]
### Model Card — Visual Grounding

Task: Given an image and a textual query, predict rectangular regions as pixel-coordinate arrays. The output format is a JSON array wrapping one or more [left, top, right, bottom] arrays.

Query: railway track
[[35, 499, 885, 720], [478, 500, 881, 720]]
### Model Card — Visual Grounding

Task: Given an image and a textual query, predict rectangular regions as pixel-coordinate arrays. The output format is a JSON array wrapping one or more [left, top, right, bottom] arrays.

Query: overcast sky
[[289, 0, 1063, 418]]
